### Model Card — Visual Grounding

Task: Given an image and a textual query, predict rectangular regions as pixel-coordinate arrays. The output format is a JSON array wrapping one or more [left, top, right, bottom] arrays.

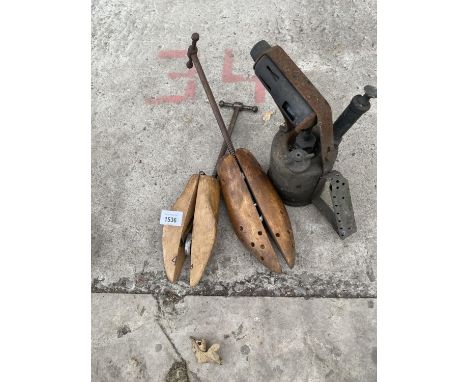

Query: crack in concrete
[[92, 270, 376, 299], [156, 319, 185, 362], [188, 370, 201, 382], [153, 309, 191, 382], [151, 296, 191, 382]]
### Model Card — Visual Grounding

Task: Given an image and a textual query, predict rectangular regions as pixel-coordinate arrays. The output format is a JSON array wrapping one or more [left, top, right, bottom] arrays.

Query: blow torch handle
[[333, 85, 377, 144]]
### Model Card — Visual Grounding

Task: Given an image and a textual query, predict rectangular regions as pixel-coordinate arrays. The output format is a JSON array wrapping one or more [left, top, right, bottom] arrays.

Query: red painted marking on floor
[[147, 50, 196, 104], [222, 49, 265, 103], [168, 67, 195, 79], [145, 80, 196, 105], [158, 50, 187, 59], [147, 48, 264, 104]]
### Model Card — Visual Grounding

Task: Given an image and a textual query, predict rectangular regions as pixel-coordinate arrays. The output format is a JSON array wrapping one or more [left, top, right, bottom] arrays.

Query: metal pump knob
[[364, 85, 377, 99]]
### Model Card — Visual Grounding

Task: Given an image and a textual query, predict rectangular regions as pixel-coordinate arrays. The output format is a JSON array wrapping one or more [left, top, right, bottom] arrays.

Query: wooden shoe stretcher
[[162, 99, 258, 287], [186, 33, 296, 273]]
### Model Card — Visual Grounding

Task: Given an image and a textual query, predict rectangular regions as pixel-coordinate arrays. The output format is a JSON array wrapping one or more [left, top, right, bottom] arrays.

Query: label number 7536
[[160, 210, 183, 227]]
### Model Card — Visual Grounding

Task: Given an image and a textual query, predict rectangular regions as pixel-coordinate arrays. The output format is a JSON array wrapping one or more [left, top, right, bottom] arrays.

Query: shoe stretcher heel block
[[162, 174, 200, 282], [218, 148, 298, 273], [235, 148, 295, 268], [218, 152, 281, 273], [189, 174, 221, 287]]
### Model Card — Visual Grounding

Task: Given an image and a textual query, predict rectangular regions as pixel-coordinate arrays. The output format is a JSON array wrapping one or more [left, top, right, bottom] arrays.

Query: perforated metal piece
[[312, 171, 356, 239]]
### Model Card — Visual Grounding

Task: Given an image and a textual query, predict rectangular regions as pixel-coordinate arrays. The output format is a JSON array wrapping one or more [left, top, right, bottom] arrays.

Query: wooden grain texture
[[236, 148, 296, 268], [218, 154, 281, 273], [190, 175, 221, 287], [162, 174, 199, 282]]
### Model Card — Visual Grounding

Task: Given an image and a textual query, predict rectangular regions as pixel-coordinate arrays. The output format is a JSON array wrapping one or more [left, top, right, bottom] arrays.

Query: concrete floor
[[92, 294, 376, 381], [92, 0, 376, 380]]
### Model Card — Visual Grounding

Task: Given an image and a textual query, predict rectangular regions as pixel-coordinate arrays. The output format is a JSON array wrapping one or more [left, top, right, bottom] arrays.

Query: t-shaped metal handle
[[212, 100, 258, 176], [219, 100, 258, 113], [186, 33, 199, 69]]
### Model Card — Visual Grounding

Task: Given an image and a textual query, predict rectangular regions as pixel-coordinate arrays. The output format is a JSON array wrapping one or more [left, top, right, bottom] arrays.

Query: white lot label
[[160, 210, 183, 226]]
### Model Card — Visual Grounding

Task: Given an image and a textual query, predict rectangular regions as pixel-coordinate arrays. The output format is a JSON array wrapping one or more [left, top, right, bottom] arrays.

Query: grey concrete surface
[[92, 1, 377, 379], [91, 0, 377, 297], [92, 294, 376, 382]]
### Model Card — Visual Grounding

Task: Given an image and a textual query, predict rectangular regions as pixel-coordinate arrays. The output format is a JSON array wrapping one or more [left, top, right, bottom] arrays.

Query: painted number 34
[[146, 49, 265, 105]]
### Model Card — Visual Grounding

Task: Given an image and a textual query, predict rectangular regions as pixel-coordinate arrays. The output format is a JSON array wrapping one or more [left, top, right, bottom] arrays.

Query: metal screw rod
[[187, 34, 236, 157], [212, 107, 240, 176]]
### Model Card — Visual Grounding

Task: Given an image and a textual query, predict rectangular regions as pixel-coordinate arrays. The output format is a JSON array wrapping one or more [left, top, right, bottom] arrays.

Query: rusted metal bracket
[[252, 44, 337, 174]]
